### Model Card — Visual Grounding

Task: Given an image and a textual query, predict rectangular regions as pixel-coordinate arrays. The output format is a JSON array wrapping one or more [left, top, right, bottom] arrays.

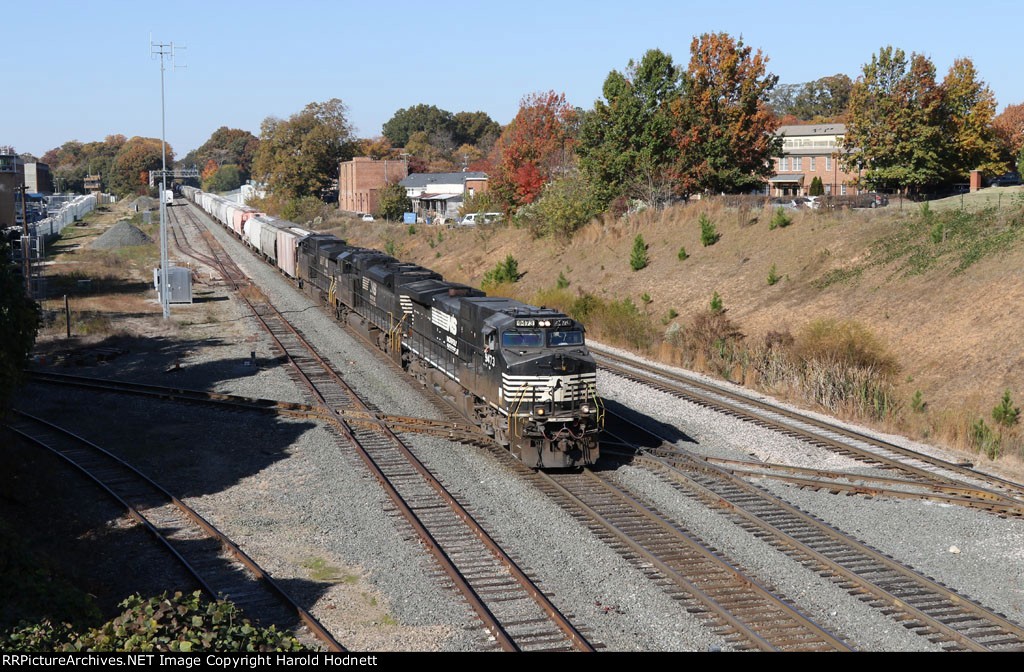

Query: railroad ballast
[[178, 185, 601, 468]]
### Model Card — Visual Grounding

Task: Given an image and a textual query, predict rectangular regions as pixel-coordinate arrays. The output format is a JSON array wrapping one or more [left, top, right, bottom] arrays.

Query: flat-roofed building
[[0, 147, 24, 228], [338, 157, 408, 215], [770, 124, 861, 196]]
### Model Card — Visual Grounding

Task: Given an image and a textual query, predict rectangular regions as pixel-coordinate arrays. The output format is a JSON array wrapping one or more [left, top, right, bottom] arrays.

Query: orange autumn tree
[[669, 32, 780, 196], [489, 91, 577, 209], [201, 159, 219, 182]]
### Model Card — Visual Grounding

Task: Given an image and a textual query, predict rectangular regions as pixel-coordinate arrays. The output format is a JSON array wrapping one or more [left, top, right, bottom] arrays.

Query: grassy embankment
[[326, 186, 1024, 468]]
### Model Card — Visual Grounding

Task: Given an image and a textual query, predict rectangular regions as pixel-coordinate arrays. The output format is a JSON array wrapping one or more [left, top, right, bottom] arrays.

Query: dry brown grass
[[327, 196, 1024, 471]]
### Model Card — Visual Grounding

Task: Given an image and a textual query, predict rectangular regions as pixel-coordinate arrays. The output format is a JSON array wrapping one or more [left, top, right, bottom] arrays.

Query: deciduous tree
[[489, 91, 578, 209], [376, 182, 412, 221], [251, 99, 355, 199], [577, 49, 682, 207], [993, 102, 1024, 164], [941, 58, 1004, 180], [670, 32, 781, 196], [843, 47, 945, 193], [110, 136, 172, 197], [382, 104, 456, 148]]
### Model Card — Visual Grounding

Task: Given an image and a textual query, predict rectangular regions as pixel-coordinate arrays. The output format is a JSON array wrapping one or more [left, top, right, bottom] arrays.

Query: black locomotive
[[296, 234, 601, 468], [179, 185, 601, 468]]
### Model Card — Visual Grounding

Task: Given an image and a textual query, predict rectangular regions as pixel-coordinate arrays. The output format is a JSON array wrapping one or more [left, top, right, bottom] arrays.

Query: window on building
[[809, 157, 816, 171], [793, 157, 802, 171], [826, 184, 832, 195], [826, 156, 832, 171], [841, 184, 847, 195]]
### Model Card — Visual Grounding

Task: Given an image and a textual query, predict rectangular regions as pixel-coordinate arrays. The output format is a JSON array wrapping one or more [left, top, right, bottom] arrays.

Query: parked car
[[361, 214, 374, 222], [989, 172, 1022, 187]]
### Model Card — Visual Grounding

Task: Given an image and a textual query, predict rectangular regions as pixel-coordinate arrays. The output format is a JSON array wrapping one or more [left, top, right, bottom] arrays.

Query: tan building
[[24, 162, 52, 194], [338, 157, 408, 214], [769, 124, 861, 196]]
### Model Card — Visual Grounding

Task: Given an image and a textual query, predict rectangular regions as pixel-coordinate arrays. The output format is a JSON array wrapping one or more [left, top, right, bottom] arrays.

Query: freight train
[[178, 186, 601, 468]]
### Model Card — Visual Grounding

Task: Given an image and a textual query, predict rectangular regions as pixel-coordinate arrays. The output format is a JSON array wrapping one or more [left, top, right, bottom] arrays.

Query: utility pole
[[151, 36, 185, 320], [16, 185, 30, 297]]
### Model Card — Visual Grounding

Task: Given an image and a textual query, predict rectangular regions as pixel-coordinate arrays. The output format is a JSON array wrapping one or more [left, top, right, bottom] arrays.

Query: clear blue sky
[[4, 0, 1021, 159]]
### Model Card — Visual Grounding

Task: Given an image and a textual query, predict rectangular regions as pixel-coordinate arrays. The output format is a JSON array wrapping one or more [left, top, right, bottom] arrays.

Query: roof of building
[[777, 123, 846, 136], [768, 174, 805, 182], [400, 171, 488, 189]]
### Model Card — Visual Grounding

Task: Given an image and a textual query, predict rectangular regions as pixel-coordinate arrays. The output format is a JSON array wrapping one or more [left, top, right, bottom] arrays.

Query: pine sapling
[[630, 234, 649, 271], [992, 389, 1019, 427]]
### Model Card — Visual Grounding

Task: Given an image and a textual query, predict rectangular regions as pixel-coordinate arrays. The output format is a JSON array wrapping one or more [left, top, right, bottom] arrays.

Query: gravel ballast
[[24, 200, 1022, 651]]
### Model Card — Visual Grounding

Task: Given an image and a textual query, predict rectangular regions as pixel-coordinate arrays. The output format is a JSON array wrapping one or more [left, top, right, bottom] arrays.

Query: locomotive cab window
[[548, 330, 584, 347], [502, 331, 543, 348]]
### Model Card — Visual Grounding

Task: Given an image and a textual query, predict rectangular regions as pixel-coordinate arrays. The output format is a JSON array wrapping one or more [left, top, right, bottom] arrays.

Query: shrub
[[630, 234, 649, 271], [767, 263, 780, 286], [556, 271, 569, 289], [407, 224, 416, 235], [808, 176, 824, 196], [992, 389, 1020, 427], [520, 173, 601, 238], [770, 207, 791, 230], [794, 319, 899, 376], [699, 213, 719, 246], [709, 291, 723, 314], [0, 592, 307, 652], [678, 245, 688, 261], [482, 255, 520, 288]]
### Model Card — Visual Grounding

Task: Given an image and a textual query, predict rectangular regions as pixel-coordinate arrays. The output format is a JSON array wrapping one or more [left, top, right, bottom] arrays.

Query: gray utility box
[[153, 265, 193, 304]]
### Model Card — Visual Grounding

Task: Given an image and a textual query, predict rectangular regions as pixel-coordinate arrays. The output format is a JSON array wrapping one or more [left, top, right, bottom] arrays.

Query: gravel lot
[[21, 201, 1023, 651]]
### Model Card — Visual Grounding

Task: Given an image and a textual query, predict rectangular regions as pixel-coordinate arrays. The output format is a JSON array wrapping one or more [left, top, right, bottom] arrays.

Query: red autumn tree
[[489, 91, 577, 209]]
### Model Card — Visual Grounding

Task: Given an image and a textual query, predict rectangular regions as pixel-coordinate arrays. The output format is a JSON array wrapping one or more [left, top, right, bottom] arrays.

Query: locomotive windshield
[[502, 331, 543, 348], [548, 330, 584, 347]]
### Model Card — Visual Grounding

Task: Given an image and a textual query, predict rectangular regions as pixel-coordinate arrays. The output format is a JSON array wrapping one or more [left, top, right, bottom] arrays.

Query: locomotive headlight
[[581, 404, 591, 413], [533, 406, 546, 417]]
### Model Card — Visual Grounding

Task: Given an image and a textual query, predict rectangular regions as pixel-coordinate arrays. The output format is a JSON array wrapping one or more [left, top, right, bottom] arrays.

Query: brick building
[[338, 157, 408, 214], [769, 124, 861, 196]]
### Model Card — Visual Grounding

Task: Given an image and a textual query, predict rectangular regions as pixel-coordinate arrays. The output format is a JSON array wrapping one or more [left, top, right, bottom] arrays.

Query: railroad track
[[5, 410, 343, 651], [594, 346, 1024, 517], [172, 201, 596, 652], [26, 370, 487, 445], [602, 409, 1024, 652], [539, 468, 852, 651]]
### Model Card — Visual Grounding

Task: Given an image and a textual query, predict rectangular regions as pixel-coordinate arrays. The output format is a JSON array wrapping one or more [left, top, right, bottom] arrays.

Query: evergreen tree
[[630, 234, 649, 271]]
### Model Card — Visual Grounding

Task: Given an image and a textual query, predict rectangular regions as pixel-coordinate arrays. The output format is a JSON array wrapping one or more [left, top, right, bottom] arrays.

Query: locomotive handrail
[[587, 384, 605, 427], [510, 384, 530, 438]]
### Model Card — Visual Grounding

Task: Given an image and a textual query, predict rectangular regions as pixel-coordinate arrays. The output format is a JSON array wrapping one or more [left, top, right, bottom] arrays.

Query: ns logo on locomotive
[[179, 185, 602, 468]]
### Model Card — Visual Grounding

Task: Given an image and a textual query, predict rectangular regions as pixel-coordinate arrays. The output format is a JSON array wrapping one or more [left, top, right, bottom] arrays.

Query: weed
[[407, 224, 416, 235], [767, 263, 780, 286], [556, 271, 569, 289]]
